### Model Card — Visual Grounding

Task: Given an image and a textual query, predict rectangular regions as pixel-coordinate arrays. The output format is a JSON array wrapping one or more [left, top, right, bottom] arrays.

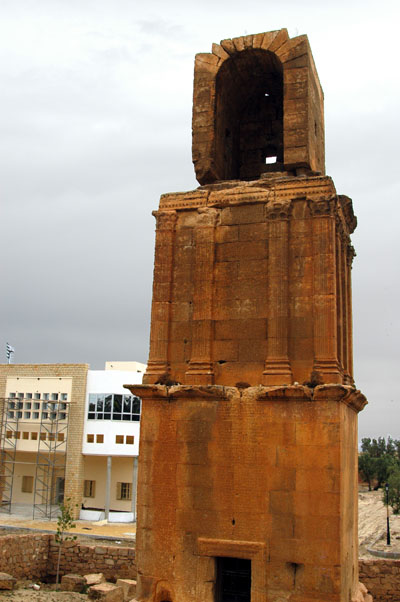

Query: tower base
[[127, 383, 367, 602]]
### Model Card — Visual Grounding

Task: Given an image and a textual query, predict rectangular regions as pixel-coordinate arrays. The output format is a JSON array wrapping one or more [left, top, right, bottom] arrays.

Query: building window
[[40, 432, 46, 441], [57, 433, 64, 442], [34, 393, 41, 400], [88, 394, 141, 422], [126, 436, 134, 445], [6, 430, 12, 439], [26, 393, 33, 399], [51, 393, 58, 401], [60, 393, 68, 401], [87, 434, 94, 443], [96, 434, 104, 443], [22, 476, 33, 493], [31, 432, 38, 441], [115, 435, 124, 444], [84, 480, 96, 498], [9, 393, 16, 398], [22, 432, 29, 440], [116, 482, 132, 500]]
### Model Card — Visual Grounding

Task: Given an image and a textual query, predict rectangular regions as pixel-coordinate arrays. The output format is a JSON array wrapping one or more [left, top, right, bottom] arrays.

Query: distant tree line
[[359, 436, 400, 513]]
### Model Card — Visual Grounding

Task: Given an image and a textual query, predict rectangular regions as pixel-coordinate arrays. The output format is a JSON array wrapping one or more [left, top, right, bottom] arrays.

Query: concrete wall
[[83, 455, 136, 512]]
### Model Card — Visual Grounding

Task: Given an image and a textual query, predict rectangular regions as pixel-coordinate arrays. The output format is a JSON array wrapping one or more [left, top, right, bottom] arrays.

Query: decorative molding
[[265, 199, 292, 220], [308, 197, 334, 217], [158, 176, 336, 211], [152, 210, 178, 230]]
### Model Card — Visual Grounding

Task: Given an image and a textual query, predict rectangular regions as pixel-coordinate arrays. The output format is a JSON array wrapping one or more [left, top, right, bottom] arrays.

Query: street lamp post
[[385, 482, 391, 546]]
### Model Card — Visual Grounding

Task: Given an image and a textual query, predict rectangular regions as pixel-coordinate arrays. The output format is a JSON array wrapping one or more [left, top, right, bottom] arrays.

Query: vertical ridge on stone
[[129, 30, 368, 602]]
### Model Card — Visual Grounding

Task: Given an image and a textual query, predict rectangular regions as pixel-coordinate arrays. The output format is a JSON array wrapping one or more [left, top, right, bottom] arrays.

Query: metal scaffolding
[[0, 398, 20, 513], [33, 400, 70, 520], [0, 397, 70, 519]]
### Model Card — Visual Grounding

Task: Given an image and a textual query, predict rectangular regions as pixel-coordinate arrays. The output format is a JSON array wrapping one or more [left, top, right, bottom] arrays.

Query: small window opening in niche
[[265, 156, 277, 164]]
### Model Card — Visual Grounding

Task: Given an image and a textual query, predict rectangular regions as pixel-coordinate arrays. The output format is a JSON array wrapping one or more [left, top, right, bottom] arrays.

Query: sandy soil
[[0, 583, 87, 601], [358, 487, 400, 557]]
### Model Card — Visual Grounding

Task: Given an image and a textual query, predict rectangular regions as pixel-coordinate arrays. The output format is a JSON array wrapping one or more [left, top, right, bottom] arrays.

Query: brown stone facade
[[132, 29, 367, 602], [144, 177, 356, 389], [127, 383, 366, 602]]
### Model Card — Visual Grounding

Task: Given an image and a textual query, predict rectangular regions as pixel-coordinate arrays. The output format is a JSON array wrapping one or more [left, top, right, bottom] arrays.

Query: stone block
[[116, 578, 137, 601], [0, 572, 16, 590], [89, 583, 124, 601], [61, 574, 86, 592], [85, 573, 106, 586]]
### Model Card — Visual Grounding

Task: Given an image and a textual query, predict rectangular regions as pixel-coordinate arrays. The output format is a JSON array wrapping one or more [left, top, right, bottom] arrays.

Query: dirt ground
[[1, 489, 399, 600], [0, 583, 87, 601]]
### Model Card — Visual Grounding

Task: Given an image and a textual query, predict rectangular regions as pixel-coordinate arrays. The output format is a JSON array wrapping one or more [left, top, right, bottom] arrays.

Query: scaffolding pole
[[33, 401, 70, 520], [0, 398, 20, 513]]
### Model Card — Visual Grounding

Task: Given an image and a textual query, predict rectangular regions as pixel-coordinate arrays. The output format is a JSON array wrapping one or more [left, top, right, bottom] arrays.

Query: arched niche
[[215, 49, 283, 181], [192, 31, 325, 185]]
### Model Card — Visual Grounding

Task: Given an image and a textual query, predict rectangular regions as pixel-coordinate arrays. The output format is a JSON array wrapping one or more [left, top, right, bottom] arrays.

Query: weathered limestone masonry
[[359, 560, 400, 602], [0, 364, 88, 517], [127, 29, 369, 602], [0, 533, 137, 581]]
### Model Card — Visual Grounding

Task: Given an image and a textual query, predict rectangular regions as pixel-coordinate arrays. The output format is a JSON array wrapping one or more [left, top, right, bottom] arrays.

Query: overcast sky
[[1, 0, 399, 440]]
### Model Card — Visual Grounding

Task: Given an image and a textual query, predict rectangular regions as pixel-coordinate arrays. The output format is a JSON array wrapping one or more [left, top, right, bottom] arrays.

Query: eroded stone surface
[[85, 573, 106, 586], [116, 578, 137, 601], [61, 573, 86, 592], [88, 582, 124, 601], [0, 572, 16, 590]]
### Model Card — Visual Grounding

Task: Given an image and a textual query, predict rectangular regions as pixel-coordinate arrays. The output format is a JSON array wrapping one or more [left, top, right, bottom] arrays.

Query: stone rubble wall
[[47, 539, 136, 580], [359, 559, 400, 602], [1, 533, 399, 599], [0, 534, 52, 579], [0, 534, 136, 581]]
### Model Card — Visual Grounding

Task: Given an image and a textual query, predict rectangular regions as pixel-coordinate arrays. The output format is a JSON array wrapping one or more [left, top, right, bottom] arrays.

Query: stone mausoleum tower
[[128, 29, 368, 602]]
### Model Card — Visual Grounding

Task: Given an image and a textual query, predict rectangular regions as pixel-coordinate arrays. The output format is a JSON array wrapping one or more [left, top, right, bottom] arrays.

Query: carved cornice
[[158, 176, 336, 211], [125, 383, 237, 401]]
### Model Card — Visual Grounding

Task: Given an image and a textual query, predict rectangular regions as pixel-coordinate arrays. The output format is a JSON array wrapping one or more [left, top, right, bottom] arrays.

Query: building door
[[216, 557, 251, 602]]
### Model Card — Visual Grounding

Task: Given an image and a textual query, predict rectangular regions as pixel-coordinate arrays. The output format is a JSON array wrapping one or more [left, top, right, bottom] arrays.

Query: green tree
[[375, 454, 397, 489], [359, 453, 376, 491], [55, 498, 78, 587], [383, 469, 400, 514]]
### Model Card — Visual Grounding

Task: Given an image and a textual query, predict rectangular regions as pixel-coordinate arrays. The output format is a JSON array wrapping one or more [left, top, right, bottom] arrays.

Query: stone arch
[[154, 580, 174, 602], [192, 29, 325, 184], [215, 48, 283, 181]]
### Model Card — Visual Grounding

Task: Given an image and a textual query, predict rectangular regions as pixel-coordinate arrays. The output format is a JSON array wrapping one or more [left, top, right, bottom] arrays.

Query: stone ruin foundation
[[127, 29, 370, 602]]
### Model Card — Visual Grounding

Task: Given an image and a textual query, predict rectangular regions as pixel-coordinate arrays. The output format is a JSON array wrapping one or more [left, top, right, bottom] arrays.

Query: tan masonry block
[[211, 43, 230, 62], [220, 38, 236, 55], [268, 28, 289, 52], [260, 30, 282, 50]]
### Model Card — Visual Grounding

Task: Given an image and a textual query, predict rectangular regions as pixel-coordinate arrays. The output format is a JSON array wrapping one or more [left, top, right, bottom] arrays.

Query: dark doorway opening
[[215, 48, 283, 181], [216, 557, 251, 602]]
